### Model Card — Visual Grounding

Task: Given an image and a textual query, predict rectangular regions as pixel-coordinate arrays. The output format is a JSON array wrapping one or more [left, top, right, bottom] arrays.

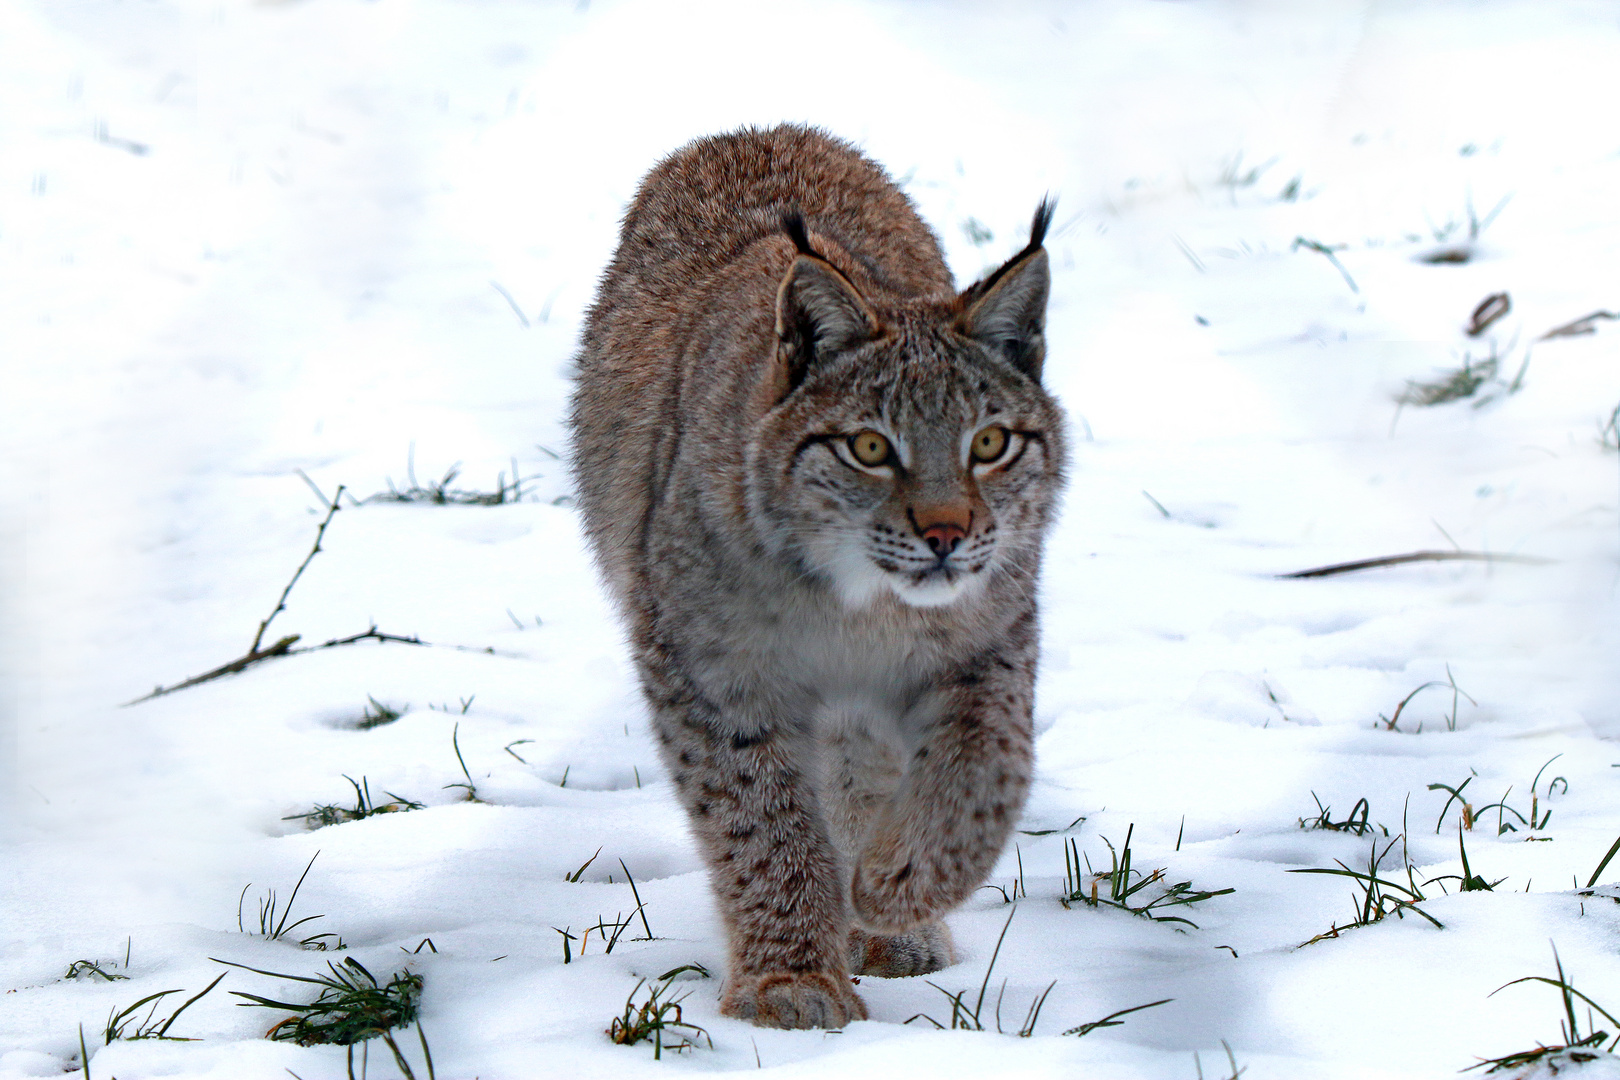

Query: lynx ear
[[775, 213, 879, 387], [959, 198, 1055, 380]]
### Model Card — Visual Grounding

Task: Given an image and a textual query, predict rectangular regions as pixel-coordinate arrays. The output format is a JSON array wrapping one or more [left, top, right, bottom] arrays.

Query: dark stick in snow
[[1280, 550, 1552, 579]]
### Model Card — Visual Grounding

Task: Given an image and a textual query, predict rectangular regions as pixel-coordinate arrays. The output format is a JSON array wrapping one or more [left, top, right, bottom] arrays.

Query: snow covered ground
[[4, 2, 1620, 1077]]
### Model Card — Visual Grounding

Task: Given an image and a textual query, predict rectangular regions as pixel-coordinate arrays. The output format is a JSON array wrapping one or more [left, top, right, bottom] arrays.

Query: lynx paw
[[848, 922, 956, 978], [720, 971, 867, 1030]]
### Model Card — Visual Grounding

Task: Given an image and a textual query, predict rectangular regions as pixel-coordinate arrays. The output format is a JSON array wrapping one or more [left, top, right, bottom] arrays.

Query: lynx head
[[748, 203, 1067, 609]]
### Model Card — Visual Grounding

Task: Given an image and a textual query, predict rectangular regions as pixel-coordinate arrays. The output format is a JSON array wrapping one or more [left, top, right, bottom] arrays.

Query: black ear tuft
[[782, 211, 818, 258], [775, 248, 880, 391], [961, 196, 1057, 307], [958, 196, 1055, 380], [1029, 195, 1055, 249]]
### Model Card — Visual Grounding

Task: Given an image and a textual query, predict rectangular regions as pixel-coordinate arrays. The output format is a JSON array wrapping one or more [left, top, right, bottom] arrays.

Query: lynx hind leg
[[848, 921, 957, 978]]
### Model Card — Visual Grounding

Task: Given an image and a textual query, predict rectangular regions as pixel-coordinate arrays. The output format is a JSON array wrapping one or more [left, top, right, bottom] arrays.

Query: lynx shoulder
[[569, 124, 1066, 1029]]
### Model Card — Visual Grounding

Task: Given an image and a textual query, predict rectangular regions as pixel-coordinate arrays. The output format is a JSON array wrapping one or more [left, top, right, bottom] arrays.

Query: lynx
[[569, 124, 1066, 1029]]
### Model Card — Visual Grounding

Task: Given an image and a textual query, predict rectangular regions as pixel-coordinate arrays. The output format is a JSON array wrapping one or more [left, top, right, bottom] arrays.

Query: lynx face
[[748, 213, 1066, 610], [756, 319, 1063, 609]]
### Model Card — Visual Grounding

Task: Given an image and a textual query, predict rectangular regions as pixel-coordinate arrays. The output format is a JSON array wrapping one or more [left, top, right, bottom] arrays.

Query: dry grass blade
[[1062, 997, 1173, 1038], [1291, 236, 1358, 293], [1587, 835, 1620, 889], [1280, 550, 1551, 579], [1467, 292, 1511, 336], [1539, 309, 1617, 340]]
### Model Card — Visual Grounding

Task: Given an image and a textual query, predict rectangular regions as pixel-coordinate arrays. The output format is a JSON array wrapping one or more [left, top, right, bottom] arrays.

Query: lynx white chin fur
[[569, 125, 1066, 1030]]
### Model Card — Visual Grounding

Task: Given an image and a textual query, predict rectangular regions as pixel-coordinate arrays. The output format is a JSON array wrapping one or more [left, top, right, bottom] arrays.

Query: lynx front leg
[[849, 662, 1035, 934], [653, 695, 866, 1029], [819, 719, 956, 978]]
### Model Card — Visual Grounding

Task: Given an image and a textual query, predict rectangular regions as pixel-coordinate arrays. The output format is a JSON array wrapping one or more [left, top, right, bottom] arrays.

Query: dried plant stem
[[1539, 309, 1616, 341], [250, 487, 345, 654], [1281, 550, 1551, 579], [125, 487, 503, 706]]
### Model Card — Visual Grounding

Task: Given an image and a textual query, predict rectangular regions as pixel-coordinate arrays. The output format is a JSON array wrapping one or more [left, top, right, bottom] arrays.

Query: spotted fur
[[569, 124, 1066, 1029]]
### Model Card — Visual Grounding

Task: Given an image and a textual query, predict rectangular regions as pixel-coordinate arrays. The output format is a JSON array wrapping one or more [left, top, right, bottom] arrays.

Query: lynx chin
[[569, 124, 1066, 1029]]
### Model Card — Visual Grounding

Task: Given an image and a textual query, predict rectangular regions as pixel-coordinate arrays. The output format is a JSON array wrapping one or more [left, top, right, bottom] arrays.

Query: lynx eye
[[970, 425, 1009, 463], [848, 430, 892, 467]]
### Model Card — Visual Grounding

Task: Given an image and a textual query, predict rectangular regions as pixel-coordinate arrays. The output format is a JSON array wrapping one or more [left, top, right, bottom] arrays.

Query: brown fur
[[569, 125, 1065, 1029]]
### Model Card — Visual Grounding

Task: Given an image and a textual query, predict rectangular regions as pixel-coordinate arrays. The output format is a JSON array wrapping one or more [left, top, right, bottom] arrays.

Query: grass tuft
[[1298, 793, 1384, 837], [1397, 353, 1498, 407], [1417, 193, 1511, 264], [102, 972, 227, 1044], [1060, 824, 1234, 929], [1290, 237, 1358, 294], [443, 722, 482, 802], [564, 847, 603, 883], [284, 775, 424, 830], [1430, 754, 1566, 837], [216, 955, 435, 1080], [365, 446, 532, 506], [1599, 402, 1620, 451], [981, 844, 1028, 904], [65, 940, 134, 983], [1468, 944, 1619, 1072], [905, 908, 1057, 1037], [238, 852, 342, 950], [1291, 806, 1443, 943], [1194, 1041, 1248, 1079], [1424, 823, 1505, 894], [356, 696, 404, 729], [607, 975, 712, 1059], [1379, 666, 1474, 734]]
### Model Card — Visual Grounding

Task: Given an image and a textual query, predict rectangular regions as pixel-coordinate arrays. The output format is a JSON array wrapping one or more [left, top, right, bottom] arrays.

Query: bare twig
[[125, 485, 503, 706], [124, 635, 302, 705], [1539, 310, 1616, 341], [1467, 292, 1511, 337], [250, 487, 345, 654], [123, 625, 500, 706], [1280, 550, 1553, 579]]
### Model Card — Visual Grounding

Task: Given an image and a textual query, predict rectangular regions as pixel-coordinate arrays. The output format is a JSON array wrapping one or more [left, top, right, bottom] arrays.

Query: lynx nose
[[912, 509, 971, 558]]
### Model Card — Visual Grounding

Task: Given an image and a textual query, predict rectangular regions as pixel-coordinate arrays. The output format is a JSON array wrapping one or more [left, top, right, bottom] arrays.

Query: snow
[[4, 1, 1619, 1077]]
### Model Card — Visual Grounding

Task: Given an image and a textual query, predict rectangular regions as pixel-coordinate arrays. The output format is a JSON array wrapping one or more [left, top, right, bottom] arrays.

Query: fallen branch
[[1280, 550, 1553, 580], [126, 635, 303, 704], [125, 486, 503, 707], [124, 624, 501, 706]]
